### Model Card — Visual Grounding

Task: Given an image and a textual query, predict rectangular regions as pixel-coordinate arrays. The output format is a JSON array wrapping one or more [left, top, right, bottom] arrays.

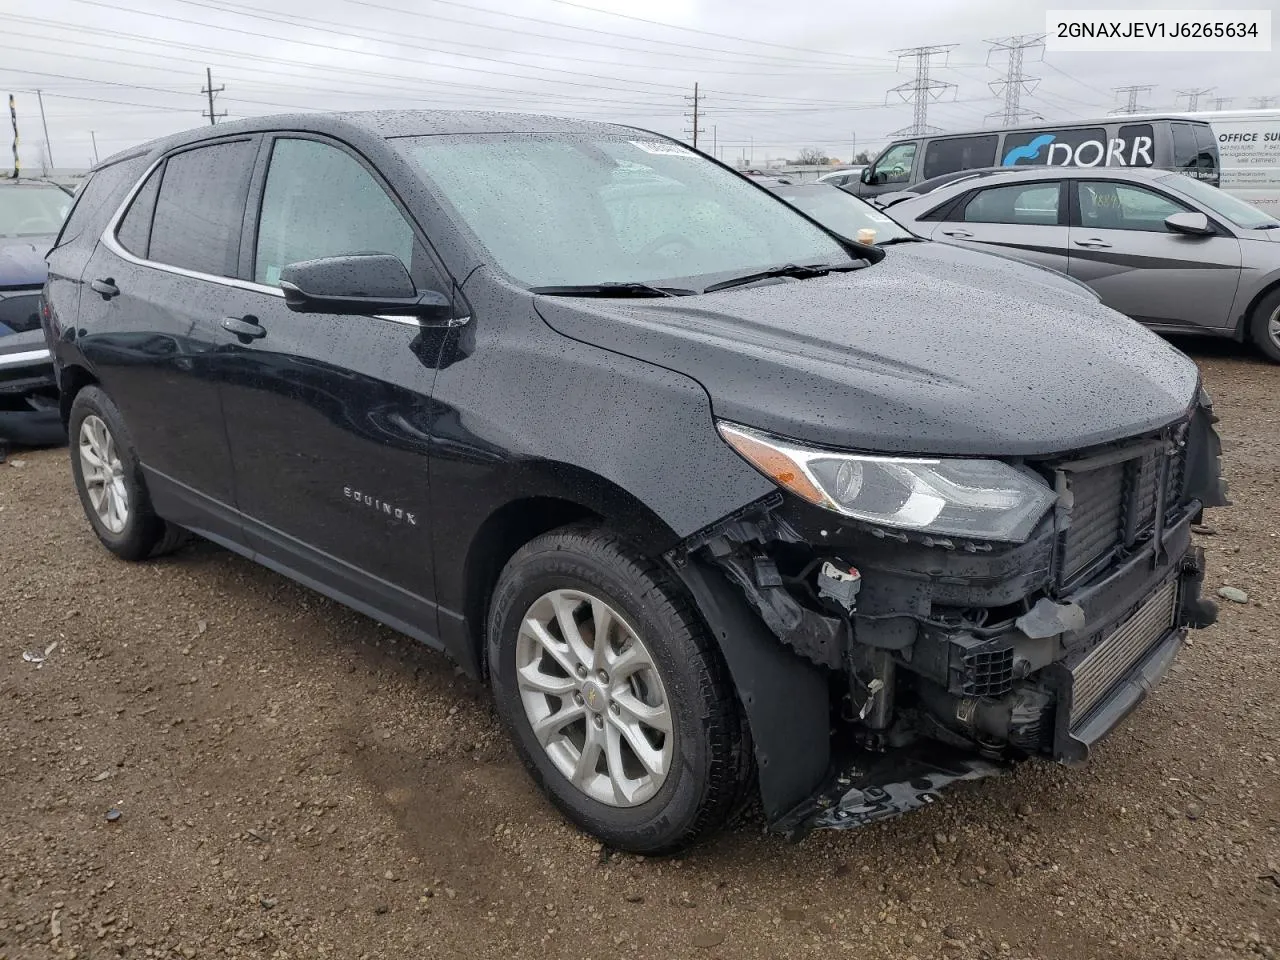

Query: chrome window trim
[[97, 151, 427, 329]]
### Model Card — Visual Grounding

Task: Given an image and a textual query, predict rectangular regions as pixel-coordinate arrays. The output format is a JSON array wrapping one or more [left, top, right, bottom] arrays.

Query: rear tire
[[1247, 288, 1280, 364], [487, 525, 753, 853], [69, 385, 187, 561]]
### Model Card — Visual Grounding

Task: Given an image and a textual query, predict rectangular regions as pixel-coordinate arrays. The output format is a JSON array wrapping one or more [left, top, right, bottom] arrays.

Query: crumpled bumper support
[[771, 743, 1006, 838]]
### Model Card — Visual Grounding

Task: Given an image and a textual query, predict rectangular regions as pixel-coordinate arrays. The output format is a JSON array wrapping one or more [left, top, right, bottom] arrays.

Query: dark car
[[1, 178, 73, 446], [43, 112, 1226, 853]]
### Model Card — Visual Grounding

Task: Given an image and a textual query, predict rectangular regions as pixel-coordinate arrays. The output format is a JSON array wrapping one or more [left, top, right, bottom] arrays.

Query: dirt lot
[[1, 344, 1278, 960]]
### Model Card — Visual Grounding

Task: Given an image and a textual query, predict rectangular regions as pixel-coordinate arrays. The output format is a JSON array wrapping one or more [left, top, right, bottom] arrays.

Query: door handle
[[941, 229, 973, 239], [90, 278, 119, 300], [221, 316, 266, 340], [1074, 238, 1113, 249]]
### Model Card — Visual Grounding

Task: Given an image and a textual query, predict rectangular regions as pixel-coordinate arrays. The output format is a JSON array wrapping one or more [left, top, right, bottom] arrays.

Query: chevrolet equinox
[[42, 112, 1227, 853]]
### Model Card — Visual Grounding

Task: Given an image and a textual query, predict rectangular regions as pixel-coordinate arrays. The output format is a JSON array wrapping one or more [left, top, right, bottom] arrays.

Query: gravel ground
[[1, 344, 1277, 960]]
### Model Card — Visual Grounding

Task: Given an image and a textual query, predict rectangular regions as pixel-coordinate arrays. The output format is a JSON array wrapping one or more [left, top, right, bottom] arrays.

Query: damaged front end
[[668, 392, 1228, 838]]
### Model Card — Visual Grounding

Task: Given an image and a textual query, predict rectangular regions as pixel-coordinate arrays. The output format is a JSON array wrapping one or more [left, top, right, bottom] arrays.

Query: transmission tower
[[886, 45, 958, 136], [1176, 87, 1214, 111], [683, 82, 705, 150], [985, 35, 1045, 127], [1252, 95, 1279, 108], [1109, 84, 1155, 116], [1209, 96, 1234, 110]]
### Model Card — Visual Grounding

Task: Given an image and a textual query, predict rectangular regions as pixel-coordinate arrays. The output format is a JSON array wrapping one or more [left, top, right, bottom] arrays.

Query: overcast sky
[[1, 0, 1276, 171]]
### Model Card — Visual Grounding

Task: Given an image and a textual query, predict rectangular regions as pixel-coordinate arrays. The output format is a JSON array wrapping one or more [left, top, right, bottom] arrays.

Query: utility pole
[[8, 94, 18, 179], [1109, 84, 1155, 116], [985, 35, 1045, 127], [683, 83, 704, 150], [89, 129, 99, 164], [712, 124, 717, 158], [202, 67, 226, 125], [35, 89, 53, 171], [887, 45, 958, 136], [1176, 87, 1214, 111], [1209, 96, 1234, 110], [1252, 95, 1279, 108]]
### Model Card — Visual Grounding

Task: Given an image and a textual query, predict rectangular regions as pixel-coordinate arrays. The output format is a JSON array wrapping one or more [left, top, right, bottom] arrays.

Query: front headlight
[[717, 421, 1056, 543]]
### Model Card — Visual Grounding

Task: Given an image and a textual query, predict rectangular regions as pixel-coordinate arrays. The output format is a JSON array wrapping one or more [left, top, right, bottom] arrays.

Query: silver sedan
[[888, 167, 1280, 362]]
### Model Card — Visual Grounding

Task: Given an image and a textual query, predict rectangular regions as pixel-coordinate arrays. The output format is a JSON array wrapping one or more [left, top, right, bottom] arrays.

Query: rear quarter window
[[51, 156, 148, 250]]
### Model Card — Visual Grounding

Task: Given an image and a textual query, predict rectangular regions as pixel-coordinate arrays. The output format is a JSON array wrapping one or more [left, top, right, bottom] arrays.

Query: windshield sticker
[[629, 140, 696, 157]]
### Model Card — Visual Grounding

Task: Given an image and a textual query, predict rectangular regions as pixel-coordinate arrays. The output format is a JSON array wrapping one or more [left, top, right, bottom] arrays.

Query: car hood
[[533, 252, 1199, 457], [0, 238, 52, 287]]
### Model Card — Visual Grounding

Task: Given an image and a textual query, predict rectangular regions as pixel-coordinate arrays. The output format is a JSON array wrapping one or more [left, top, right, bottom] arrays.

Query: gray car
[[888, 167, 1280, 362]]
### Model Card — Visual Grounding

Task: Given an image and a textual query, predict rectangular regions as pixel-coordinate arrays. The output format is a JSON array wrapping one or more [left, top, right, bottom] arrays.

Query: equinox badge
[[343, 486, 417, 526]]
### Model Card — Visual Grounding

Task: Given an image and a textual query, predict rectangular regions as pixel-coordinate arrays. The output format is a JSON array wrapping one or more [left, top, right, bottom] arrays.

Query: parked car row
[[885, 166, 1280, 361], [0, 177, 73, 447], [40, 110, 1226, 852]]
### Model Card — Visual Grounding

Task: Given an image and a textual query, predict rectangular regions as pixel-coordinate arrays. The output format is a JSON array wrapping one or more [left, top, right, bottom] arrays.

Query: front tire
[[69, 385, 186, 561], [487, 526, 752, 853], [1247, 288, 1280, 364]]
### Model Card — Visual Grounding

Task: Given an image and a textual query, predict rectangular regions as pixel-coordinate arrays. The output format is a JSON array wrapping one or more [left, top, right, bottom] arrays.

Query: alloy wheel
[[79, 414, 129, 534], [1269, 304, 1280, 350], [515, 589, 674, 807]]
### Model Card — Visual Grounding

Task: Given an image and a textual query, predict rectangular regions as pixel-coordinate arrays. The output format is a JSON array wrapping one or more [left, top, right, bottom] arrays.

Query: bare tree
[[854, 150, 873, 164], [36, 143, 50, 177], [795, 147, 827, 165]]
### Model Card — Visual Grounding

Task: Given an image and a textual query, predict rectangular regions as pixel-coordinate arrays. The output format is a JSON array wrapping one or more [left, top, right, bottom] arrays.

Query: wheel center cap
[[581, 680, 608, 712]]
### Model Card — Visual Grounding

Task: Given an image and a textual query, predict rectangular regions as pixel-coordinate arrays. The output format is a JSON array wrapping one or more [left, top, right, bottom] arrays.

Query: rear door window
[[1000, 128, 1107, 167], [253, 137, 415, 287], [963, 182, 1061, 225], [148, 139, 256, 277], [922, 135, 998, 180]]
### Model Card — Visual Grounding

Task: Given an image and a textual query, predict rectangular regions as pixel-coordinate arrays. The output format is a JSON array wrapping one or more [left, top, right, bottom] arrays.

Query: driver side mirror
[[279, 254, 451, 319], [1164, 211, 1215, 236], [860, 167, 875, 185]]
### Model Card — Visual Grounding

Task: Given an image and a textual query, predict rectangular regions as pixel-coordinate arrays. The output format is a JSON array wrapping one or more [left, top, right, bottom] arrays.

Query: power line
[[203, 0, 891, 77], [530, 0, 896, 63], [1176, 87, 1213, 111], [986, 34, 1045, 127], [349, 0, 888, 70], [1109, 84, 1155, 116], [1252, 95, 1279, 108], [887, 45, 958, 136], [201, 66, 226, 125]]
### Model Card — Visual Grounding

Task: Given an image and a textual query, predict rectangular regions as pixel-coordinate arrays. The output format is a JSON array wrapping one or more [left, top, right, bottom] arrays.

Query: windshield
[[398, 134, 848, 288], [0, 183, 72, 238], [773, 185, 913, 243], [1158, 173, 1279, 229]]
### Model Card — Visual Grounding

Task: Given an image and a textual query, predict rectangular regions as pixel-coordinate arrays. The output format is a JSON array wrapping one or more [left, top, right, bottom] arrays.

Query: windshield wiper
[[529, 282, 695, 298], [874, 236, 923, 246], [1251, 223, 1280, 230], [702, 260, 866, 294]]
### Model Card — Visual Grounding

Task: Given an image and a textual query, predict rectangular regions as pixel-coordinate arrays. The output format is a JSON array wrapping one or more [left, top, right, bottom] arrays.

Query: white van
[[1187, 109, 1280, 213]]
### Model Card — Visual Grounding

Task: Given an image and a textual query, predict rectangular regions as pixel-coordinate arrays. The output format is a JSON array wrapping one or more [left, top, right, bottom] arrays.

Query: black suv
[[42, 112, 1226, 853]]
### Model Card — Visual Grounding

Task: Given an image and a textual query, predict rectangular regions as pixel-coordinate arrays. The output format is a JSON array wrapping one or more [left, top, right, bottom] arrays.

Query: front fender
[[672, 557, 831, 822]]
